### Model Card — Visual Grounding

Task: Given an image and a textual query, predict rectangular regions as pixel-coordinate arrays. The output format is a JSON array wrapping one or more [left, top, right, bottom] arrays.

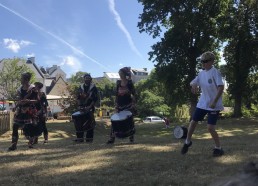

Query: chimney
[[27, 57, 35, 64]]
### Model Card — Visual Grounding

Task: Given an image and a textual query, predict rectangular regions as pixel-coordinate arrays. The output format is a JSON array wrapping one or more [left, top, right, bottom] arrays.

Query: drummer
[[73, 73, 98, 143], [8, 72, 39, 151], [33, 82, 49, 144], [107, 67, 137, 144]]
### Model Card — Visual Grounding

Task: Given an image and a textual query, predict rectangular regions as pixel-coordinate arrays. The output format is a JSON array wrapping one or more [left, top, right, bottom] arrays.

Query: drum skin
[[173, 126, 188, 139]]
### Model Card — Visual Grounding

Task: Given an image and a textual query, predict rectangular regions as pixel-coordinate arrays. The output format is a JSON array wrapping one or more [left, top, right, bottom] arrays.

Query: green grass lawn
[[0, 118, 258, 186]]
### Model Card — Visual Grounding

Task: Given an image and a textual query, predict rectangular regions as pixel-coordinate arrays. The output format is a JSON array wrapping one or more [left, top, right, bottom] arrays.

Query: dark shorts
[[192, 108, 220, 125]]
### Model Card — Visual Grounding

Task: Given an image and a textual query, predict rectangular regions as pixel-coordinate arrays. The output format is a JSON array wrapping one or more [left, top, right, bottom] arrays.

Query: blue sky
[[0, 0, 160, 78]]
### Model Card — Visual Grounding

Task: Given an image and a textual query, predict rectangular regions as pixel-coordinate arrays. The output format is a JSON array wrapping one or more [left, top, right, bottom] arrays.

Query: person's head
[[119, 67, 131, 80], [21, 72, 32, 85], [83, 73, 92, 85], [34, 82, 44, 90], [200, 51, 215, 70]]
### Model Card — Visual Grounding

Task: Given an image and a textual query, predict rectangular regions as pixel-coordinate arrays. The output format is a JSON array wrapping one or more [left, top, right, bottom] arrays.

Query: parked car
[[143, 116, 165, 123]]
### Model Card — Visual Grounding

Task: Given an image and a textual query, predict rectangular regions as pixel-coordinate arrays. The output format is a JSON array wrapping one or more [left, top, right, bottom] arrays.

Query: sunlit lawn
[[0, 117, 258, 186]]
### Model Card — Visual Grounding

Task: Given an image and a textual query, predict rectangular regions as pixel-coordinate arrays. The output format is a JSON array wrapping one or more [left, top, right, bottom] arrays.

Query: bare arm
[[209, 85, 224, 109]]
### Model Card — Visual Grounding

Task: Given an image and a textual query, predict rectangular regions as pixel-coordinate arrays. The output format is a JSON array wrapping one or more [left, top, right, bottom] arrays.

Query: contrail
[[108, 0, 143, 58], [0, 2, 110, 71]]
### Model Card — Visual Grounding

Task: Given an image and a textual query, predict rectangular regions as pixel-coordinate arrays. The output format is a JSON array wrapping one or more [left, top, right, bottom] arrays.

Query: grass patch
[[0, 118, 258, 185]]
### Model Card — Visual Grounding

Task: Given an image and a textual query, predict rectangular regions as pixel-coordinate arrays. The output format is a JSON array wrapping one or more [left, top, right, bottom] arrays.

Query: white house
[[104, 68, 149, 83], [104, 72, 120, 83]]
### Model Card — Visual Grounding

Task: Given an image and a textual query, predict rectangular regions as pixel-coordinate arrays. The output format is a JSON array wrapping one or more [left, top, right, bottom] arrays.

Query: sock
[[185, 139, 191, 145], [215, 146, 221, 149]]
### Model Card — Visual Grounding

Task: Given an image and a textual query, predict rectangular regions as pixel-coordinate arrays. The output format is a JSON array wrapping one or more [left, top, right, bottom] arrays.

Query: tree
[[0, 58, 35, 100], [64, 72, 116, 114], [219, 0, 258, 117], [138, 0, 229, 115], [135, 70, 171, 117]]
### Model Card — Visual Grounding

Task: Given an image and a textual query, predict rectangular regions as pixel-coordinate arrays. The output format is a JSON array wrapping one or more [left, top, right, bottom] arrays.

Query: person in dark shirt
[[8, 72, 39, 151], [33, 82, 49, 144], [107, 67, 136, 144], [72, 73, 98, 143]]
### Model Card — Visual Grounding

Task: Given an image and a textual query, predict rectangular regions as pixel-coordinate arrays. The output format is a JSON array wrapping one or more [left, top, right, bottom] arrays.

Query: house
[[104, 68, 149, 83], [46, 76, 70, 114], [131, 68, 149, 83], [103, 72, 120, 83], [46, 65, 66, 81]]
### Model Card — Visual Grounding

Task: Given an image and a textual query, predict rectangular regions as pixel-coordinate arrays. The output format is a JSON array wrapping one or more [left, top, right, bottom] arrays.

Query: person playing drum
[[107, 67, 137, 144], [8, 72, 39, 151], [33, 82, 49, 144], [73, 73, 98, 143]]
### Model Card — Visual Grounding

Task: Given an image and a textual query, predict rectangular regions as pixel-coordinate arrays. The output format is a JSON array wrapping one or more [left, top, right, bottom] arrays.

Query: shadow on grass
[[0, 118, 257, 186]]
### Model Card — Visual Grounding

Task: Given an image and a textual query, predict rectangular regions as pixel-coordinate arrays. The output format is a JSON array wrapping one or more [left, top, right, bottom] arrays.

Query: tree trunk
[[233, 93, 242, 117]]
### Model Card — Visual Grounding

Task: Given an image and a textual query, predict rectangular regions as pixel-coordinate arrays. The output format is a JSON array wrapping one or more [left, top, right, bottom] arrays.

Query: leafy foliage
[[219, 1, 258, 117], [138, 0, 229, 114], [0, 58, 35, 100]]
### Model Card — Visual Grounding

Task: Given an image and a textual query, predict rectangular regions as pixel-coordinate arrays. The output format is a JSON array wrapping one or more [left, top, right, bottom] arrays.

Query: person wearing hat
[[106, 67, 137, 144], [73, 73, 98, 143], [181, 51, 225, 157]]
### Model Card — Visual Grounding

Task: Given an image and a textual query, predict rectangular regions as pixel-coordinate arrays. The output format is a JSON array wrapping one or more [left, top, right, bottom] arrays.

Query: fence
[[0, 111, 13, 134]]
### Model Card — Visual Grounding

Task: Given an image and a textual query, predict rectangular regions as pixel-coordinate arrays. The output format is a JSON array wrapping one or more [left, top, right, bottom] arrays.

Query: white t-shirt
[[190, 67, 224, 111]]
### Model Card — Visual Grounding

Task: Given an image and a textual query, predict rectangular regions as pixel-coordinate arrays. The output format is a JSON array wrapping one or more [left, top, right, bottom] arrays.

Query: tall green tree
[[138, 0, 229, 115], [0, 58, 35, 100], [219, 0, 258, 116], [135, 70, 171, 117]]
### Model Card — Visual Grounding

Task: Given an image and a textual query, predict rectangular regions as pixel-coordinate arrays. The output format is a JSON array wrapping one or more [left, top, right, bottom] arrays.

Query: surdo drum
[[110, 110, 135, 138], [173, 126, 188, 139], [72, 110, 93, 131]]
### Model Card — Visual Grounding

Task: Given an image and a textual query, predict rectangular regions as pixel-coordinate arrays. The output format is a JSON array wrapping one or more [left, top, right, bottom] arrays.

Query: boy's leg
[[181, 108, 207, 154], [207, 111, 224, 157]]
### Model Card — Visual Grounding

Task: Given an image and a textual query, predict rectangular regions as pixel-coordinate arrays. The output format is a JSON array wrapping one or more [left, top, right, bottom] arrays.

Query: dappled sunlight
[[214, 155, 245, 165], [0, 160, 37, 170], [49, 130, 71, 138], [39, 155, 114, 176]]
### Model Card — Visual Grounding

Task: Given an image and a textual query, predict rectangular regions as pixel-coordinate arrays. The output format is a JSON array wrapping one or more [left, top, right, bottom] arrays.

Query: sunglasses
[[201, 60, 210, 63]]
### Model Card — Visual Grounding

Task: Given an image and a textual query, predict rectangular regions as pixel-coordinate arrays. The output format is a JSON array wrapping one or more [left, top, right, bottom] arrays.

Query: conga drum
[[72, 110, 93, 131], [173, 126, 188, 139], [111, 110, 135, 138]]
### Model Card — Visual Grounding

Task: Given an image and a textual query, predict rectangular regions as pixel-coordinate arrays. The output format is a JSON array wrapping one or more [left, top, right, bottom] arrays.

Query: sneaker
[[213, 148, 224, 157], [181, 141, 192, 155], [8, 144, 17, 151], [33, 137, 38, 145], [106, 138, 115, 144], [129, 136, 134, 143], [43, 140, 48, 144], [73, 139, 84, 143], [86, 139, 93, 143]]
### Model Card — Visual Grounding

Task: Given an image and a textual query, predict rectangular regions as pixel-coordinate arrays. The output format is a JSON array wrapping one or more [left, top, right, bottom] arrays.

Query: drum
[[72, 110, 93, 131], [173, 126, 188, 139], [111, 110, 135, 138]]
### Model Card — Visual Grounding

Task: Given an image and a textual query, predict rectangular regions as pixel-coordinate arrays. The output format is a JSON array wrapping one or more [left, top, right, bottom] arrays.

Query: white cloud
[[59, 55, 82, 76], [3, 38, 33, 53], [108, 0, 142, 58], [0, 3, 109, 71], [119, 63, 123, 66]]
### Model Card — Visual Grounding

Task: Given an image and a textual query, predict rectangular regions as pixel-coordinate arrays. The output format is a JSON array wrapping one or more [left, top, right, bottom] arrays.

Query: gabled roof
[[46, 66, 57, 75], [26, 58, 45, 78], [46, 76, 68, 95]]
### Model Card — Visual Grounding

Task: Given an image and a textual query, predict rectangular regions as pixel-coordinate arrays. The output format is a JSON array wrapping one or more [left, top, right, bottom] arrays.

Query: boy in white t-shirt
[[181, 51, 224, 157]]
